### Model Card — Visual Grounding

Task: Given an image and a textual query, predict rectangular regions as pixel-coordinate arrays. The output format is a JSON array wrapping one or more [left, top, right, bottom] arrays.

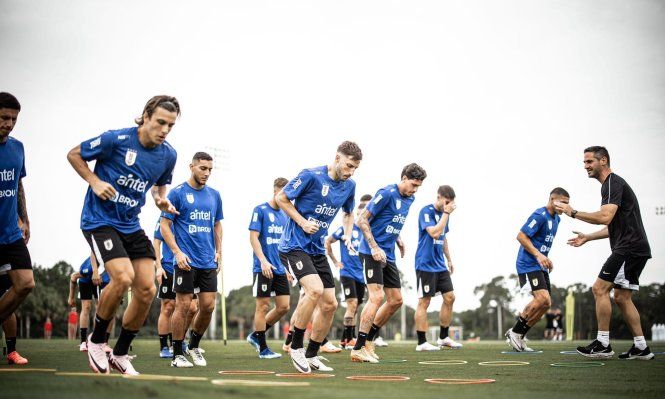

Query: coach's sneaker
[[576, 340, 614, 359], [321, 341, 342, 353], [350, 347, 379, 363], [187, 347, 207, 366], [437, 337, 463, 349], [171, 354, 194, 368], [86, 335, 110, 374], [290, 348, 311, 374], [618, 345, 654, 360], [246, 333, 260, 352], [365, 341, 380, 360], [505, 329, 525, 352], [308, 356, 334, 371], [7, 351, 28, 365], [282, 342, 291, 353], [374, 336, 388, 347], [416, 342, 441, 352], [109, 354, 139, 375], [160, 347, 172, 358], [259, 348, 282, 359], [79, 341, 88, 352]]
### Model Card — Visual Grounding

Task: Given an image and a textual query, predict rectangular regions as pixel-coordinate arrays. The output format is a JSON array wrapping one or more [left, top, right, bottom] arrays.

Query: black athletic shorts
[[174, 266, 217, 294], [78, 281, 109, 300], [0, 273, 11, 295], [253, 272, 290, 297], [341, 276, 366, 303], [518, 270, 551, 293], [158, 270, 176, 300], [279, 250, 335, 289], [361, 253, 401, 289], [599, 252, 649, 291], [416, 270, 454, 298], [83, 226, 155, 266], [0, 239, 32, 270]]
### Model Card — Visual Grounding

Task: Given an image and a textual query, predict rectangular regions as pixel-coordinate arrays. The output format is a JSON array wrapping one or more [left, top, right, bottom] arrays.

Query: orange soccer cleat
[[7, 351, 29, 365]]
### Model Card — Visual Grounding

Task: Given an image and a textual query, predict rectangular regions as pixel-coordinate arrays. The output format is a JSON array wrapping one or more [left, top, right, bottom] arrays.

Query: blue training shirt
[[78, 257, 110, 284], [332, 225, 364, 283], [278, 166, 356, 256], [164, 182, 223, 270], [154, 217, 175, 275], [516, 207, 560, 274], [0, 137, 26, 245], [248, 202, 287, 275], [79, 127, 177, 234], [415, 204, 450, 272]]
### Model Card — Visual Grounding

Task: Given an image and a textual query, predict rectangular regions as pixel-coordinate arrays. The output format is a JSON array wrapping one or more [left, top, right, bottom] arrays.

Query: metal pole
[[497, 303, 503, 340]]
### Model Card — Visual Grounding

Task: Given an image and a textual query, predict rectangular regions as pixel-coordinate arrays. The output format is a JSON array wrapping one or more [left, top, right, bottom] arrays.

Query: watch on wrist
[[571, 210, 578, 218]]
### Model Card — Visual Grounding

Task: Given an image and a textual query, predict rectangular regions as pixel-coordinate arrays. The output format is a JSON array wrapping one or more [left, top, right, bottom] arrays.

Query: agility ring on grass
[[211, 379, 310, 387], [559, 351, 579, 355], [276, 373, 335, 378], [376, 359, 408, 363], [500, 350, 543, 354], [550, 362, 605, 368], [124, 374, 209, 381], [418, 360, 468, 365], [0, 368, 56, 373], [218, 370, 275, 375], [478, 361, 529, 366], [54, 372, 122, 378], [346, 375, 410, 381], [425, 378, 496, 385]]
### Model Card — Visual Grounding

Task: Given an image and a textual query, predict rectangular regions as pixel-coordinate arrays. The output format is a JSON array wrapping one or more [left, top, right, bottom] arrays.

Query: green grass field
[[1, 339, 664, 399]]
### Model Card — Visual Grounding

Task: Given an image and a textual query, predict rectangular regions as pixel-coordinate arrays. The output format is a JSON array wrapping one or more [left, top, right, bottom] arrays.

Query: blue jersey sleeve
[[215, 191, 223, 221], [80, 130, 116, 162], [520, 212, 546, 238], [248, 206, 263, 232], [283, 169, 314, 201], [365, 188, 389, 219], [162, 189, 179, 221], [332, 226, 344, 240], [155, 149, 177, 186], [419, 208, 436, 231]]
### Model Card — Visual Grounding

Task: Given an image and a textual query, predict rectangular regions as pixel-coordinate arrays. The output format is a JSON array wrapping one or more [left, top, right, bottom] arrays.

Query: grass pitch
[[1, 339, 664, 399]]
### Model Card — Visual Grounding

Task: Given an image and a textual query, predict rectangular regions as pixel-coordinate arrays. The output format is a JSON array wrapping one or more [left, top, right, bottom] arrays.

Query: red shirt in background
[[68, 310, 78, 325]]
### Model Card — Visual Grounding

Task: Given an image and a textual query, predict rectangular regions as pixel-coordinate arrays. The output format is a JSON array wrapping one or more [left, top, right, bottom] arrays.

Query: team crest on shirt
[[268, 213, 275, 223], [352, 230, 359, 239], [548, 220, 553, 230], [261, 284, 268, 292], [345, 288, 350, 296], [367, 269, 373, 278], [177, 277, 183, 285], [103, 239, 113, 251], [424, 285, 430, 293], [296, 261, 304, 271], [186, 193, 195, 204], [532, 278, 539, 287], [395, 199, 401, 209], [124, 149, 137, 166], [321, 184, 330, 197], [435, 214, 440, 222]]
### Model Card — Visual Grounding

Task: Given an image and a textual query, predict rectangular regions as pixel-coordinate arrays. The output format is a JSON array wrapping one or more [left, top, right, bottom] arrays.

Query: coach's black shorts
[[0, 273, 11, 295], [83, 226, 155, 265], [158, 270, 176, 300], [0, 239, 32, 270], [519, 270, 551, 293], [174, 266, 217, 294], [360, 254, 401, 289], [416, 270, 454, 298], [341, 276, 366, 303], [279, 250, 335, 289], [78, 281, 109, 300], [599, 252, 648, 291], [253, 272, 290, 297]]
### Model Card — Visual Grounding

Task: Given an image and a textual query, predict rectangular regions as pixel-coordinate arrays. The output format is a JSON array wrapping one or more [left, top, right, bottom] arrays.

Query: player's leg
[[249, 297, 270, 351], [370, 262, 403, 349], [158, 299, 175, 357], [304, 287, 337, 370], [414, 296, 437, 350], [3, 313, 27, 365], [289, 274, 323, 371], [351, 282, 383, 362], [615, 257, 653, 359], [0, 269, 34, 323], [283, 289, 303, 352], [508, 271, 549, 351], [187, 290, 215, 366], [79, 299, 92, 350], [343, 298, 358, 348]]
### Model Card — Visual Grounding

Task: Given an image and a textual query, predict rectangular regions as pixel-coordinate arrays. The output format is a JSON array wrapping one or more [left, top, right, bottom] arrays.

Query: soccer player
[[0, 92, 35, 325], [325, 194, 372, 349], [154, 216, 176, 358], [277, 141, 362, 373], [66, 95, 180, 375], [555, 146, 654, 360], [246, 178, 290, 359], [351, 163, 427, 363], [414, 185, 462, 351], [0, 269, 27, 364], [506, 187, 569, 352], [161, 152, 223, 368]]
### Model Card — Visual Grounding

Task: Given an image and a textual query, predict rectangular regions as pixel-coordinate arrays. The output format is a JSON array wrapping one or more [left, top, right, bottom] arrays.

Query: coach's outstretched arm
[[67, 145, 117, 200], [554, 201, 617, 226], [567, 227, 610, 247], [275, 191, 319, 234]]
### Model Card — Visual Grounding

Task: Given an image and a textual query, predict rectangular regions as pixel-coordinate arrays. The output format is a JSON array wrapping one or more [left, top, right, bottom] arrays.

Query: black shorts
[[83, 226, 155, 268], [174, 266, 217, 294], [158, 270, 176, 300], [519, 270, 551, 293], [599, 252, 648, 291], [0, 273, 11, 295], [341, 276, 366, 303], [0, 239, 32, 270], [279, 250, 335, 289], [361, 254, 401, 289], [416, 270, 454, 298], [78, 281, 108, 300], [253, 272, 290, 297]]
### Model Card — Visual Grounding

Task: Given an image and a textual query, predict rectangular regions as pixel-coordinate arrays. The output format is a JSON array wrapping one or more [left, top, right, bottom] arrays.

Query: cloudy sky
[[2, 0, 664, 311]]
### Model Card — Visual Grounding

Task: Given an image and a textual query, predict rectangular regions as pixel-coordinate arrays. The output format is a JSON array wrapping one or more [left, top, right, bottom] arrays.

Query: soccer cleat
[[198, 347, 206, 354], [576, 340, 614, 359], [365, 341, 380, 360], [246, 333, 260, 352], [374, 336, 388, 347], [187, 347, 207, 366], [437, 337, 463, 349], [321, 341, 342, 353], [7, 351, 28, 365], [522, 345, 536, 352], [289, 348, 312, 374], [160, 347, 172, 358], [345, 338, 357, 350], [102, 343, 113, 354], [308, 356, 334, 371], [505, 329, 525, 352], [282, 342, 291, 353], [171, 354, 194, 368], [416, 342, 441, 352], [618, 345, 654, 360], [109, 354, 139, 375], [350, 347, 379, 363], [182, 341, 188, 354], [86, 335, 110, 374], [339, 338, 348, 349], [79, 342, 88, 352], [259, 348, 282, 359]]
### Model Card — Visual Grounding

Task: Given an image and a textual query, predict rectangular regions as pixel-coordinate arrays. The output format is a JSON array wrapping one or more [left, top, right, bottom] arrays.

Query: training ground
[[1, 340, 664, 398]]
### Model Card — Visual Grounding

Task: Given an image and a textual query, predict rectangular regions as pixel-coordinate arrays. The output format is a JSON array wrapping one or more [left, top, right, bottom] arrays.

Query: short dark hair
[[135, 95, 181, 126], [0, 92, 21, 111], [274, 177, 288, 189], [192, 151, 213, 162], [584, 146, 610, 166], [337, 141, 363, 161], [360, 194, 373, 202], [358, 202, 367, 210], [437, 185, 456, 199], [550, 187, 570, 198], [401, 163, 427, 181]]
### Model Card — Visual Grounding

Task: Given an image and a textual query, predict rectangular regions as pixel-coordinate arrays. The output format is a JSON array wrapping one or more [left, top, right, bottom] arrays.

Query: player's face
[[190, 159, 213, 186], [0, 108, 19, 141], [335, 154, 361, 181], [401, 177, 423, 197], [142, 107, 177, 146], [550, 195, 569, 214], [583, 152, 604, 178]]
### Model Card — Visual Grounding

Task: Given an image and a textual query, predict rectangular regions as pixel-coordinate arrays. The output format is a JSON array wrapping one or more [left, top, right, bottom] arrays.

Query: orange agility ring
[[346, 375, 410, 381], [425, 378, 496, 385], [218, 370, 275, 375], [276, 373, 335, 378]]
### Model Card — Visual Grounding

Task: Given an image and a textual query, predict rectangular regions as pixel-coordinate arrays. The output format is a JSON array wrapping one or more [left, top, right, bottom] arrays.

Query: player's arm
[[275, 191, 319, 234], [151, 185, 178, 215], [443, 237, 454, 274], [153, 238, 165, 285], [90, 255, 101, 286], [66, 144, 117, 200], [554, 202, 617, 226], [250, 230, 275, 278], [17, 179, 29, 243], [68, 272, 80, 306], [567, 226, 609, 247], [516, 231, 553, 271], [357, 208, 386, 263], [160, 217, 190, 271], [396, 235, 405, 258], [325, 234, 343, 269], [214, 220, 223, 273]]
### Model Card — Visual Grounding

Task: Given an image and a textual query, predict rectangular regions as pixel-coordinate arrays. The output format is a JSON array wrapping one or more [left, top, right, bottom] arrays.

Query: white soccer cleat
[[187, 347, 207, 366], [109, 354, 139, 375], [79, 342, 88, 352], [86, 335, 109, 374], [290, 348, 311, 374], [365, 342, 380, 360], [374, 336, 388, 347], [171, 354, 194, 368], [321, 341, 342, 353], [416, 342, 441, 352], [505, 329, 525, 352], [437, 337, 463, 349], [350, 347, 379, 363], [307, 356, 334, 371]]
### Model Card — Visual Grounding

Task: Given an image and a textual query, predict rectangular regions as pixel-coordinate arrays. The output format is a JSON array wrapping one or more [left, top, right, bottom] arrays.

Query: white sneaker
[[374, 336, 388, 347], [171, 354, 193, 368], [523, 345, 535, 352], [86, 335, 109, 374], [109, 354, 139, 375], [505, 329, 525, 352], [79, 342, 88, 352], [307, 356, 334, 371], [437, 337, 463, 349], [416, 342, 441, 352], [350, 347, 379, 363], [321, 341, 342, 353], [187, 347, 207, 366], [290, 348, 311, 374]]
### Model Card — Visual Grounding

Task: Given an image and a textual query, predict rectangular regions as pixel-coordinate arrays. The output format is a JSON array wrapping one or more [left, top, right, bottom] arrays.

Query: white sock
[[634, 336, 647, 350], [596, 331, 610, 347]]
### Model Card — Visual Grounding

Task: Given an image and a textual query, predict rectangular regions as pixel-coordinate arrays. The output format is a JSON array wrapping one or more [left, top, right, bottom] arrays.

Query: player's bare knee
[[163, 301, 175, 315], [592, 281, 610, 298], [613, 291, 631, 307], [308, 287, 323, 301], [389, 297, 403, 311], [276, 303, 290, 315], [443, 292, 455, 304], [322, 298, 338, 314]]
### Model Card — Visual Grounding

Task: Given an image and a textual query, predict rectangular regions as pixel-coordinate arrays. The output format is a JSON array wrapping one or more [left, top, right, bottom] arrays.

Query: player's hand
[[215, 252, 223, 274], [334, 261, 344, 270], [397, 239, 406, 258], [286, 272, 293, 284], [554, 201, 573, 216], [156, 197, 179, 215], [448, 261, 454, 275], [155, 267, 165, 285], [261, 260, 276, 279], [567, 231, 588, 247], [175, 251, 191, 271], [536, 253, 553, 272], [443, 201, 457, 214], [300, 219, 320, 234], [68, 297, 75, 307], [92, 271, 101, 286], [342, 236, 357, 255], [371, 246, 387, 263], [19, 220, 30, 244], [91, 179, 117, 201]]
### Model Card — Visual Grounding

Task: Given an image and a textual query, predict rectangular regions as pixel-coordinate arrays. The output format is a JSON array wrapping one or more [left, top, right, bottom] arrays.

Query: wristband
[[443, 211, 451, 215], [571, 210, 578, 219]]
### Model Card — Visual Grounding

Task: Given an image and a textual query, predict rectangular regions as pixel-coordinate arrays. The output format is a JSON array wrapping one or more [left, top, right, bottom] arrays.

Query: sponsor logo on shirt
[[0, 188, 17, 198], [433, 238, 444, 245], [268, 224, 284, 234], [111, 192, 139, 208], [190, 210, 211, 221], [189, 224, 212, 234], [0, 169, 15, 182], [424, 214, 430, 223], [89, 138, 101, 149], [315, 203, 337, 216], [392, 214, 407, 224], [116, 174, 149, 193], [385, 225, 401, 235], [373, 194, 383, 204], [292, 178, 302, 190], [124, 149, 137, 166]]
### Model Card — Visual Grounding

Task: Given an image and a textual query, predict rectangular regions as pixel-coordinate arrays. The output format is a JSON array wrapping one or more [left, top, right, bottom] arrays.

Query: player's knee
[[115, 273, 134, 290], [443, 292, 456, 304], [539, 296, 552, 310], [369, 292, 384, 306], [592, 282, 608, 298], [417, 297, 431, 309], [135, 285, 156, 303], [389, 297, 403, 311], [613, 292, 630, 307], [15, 278, 35, 296], [322, 298, 338, 314], [276, 303, 290, 315], [308, 287, 324, 301], [163, 301, 175, 315], [257, 301, 270, 314], [200, 301, 215, 315]]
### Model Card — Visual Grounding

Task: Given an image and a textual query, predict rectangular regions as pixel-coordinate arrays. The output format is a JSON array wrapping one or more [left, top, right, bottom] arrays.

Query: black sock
[[305, 340, 322, 358], [168, 333, 173, 347], [353, 332, 367, 350], [439, 326, 450, 340], [343, 326, 352, 341], [80, 328, 88, 343], [113, 327, 138, 356], [291, 327, 306, 350], [417, 330, 427, 345], [189, 330, 203, 349], [321, 337, 329, 346], [265, 323, 273, 331], [173, 339, 184, 357], [91, 314, 111, 344], [105, 332, 111, 343], [256, 331, 268, 351], [285, 330, 294, 345], [159, 334, 168, 349], [367, 324, 380, 341], [6, 337, 16, 353], [352, 325, 357, 338], [512, 316, 529, 335]]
